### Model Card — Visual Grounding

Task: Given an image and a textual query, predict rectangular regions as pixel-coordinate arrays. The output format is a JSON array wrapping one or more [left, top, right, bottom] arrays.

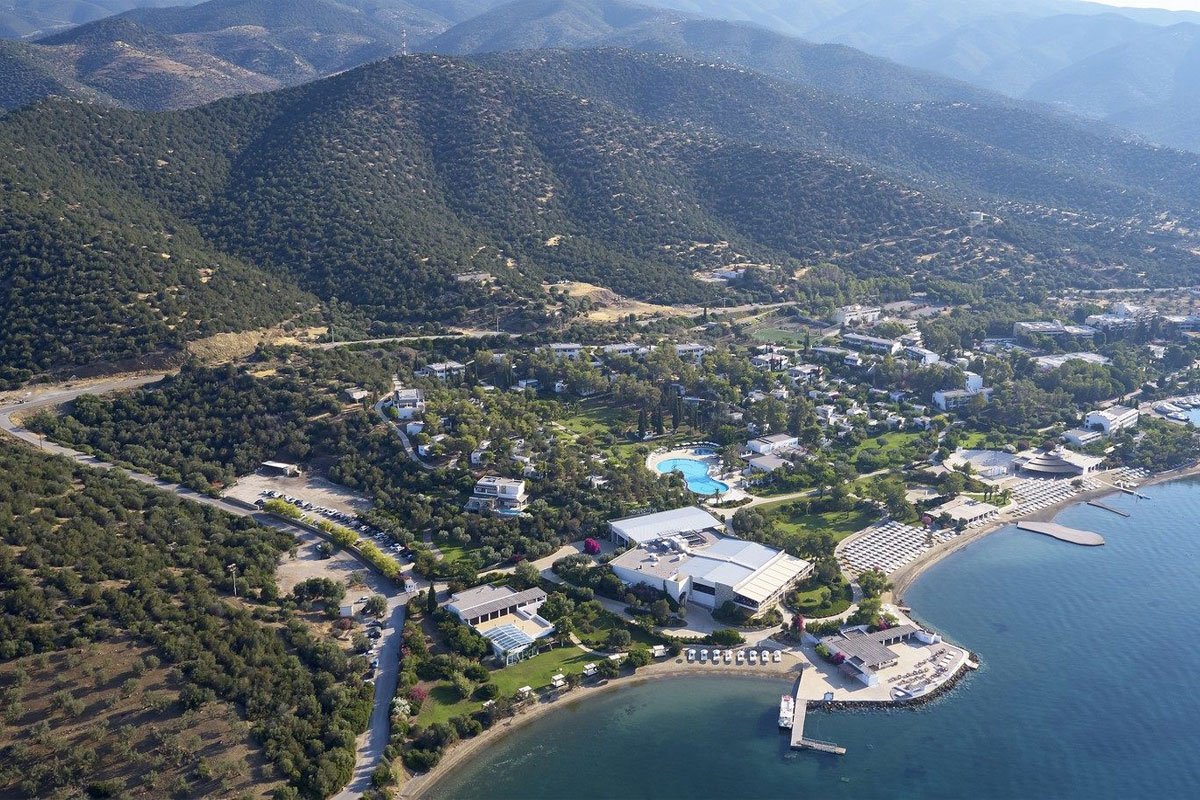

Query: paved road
[[320, 330, 519, 350], [0, 378, 413, 800], [374, 399, 438, 471]]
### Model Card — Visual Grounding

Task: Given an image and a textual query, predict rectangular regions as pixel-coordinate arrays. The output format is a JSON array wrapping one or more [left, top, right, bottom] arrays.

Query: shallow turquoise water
[[656, 457, 728, 495], [436, 480, 1200, 800]]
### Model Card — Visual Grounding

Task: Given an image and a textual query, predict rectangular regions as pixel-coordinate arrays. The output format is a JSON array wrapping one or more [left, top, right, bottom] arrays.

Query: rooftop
[[825, 625, 919, 669], [610, 506, 725, 545], [446, 586, 546, 620]]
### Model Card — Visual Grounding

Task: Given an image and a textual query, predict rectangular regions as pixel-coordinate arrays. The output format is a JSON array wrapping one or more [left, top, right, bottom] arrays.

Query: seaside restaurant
[[822, 625, 924, 687]]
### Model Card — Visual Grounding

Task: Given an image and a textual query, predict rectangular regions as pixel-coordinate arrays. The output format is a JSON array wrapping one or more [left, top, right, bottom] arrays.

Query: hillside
[[0, 0, 203, 39], [426, 0, 1021, 109], [632, 0, 1200, 152], [0, 0, 509, 111], [3, 50, 1200, 384]]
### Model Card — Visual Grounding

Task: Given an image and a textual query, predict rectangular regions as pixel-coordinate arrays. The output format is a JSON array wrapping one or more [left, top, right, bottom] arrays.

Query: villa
[[675, 343, 713, 364], [539, 343, 584, 361], [466, 476, 529, 513], [417, 360, 466, 381], [833, 304, 882, 326], [610, 529, 811, 613], [446, 586, 554, 666], [391, 386, 426, 420]]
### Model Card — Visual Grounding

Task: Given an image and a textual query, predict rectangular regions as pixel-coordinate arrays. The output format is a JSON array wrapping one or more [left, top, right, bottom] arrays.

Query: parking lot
[[225, 470, 372, 515]]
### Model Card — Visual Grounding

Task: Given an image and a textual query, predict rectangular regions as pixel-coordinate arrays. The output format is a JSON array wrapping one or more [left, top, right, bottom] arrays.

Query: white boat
[[779, 695, 795, 729]]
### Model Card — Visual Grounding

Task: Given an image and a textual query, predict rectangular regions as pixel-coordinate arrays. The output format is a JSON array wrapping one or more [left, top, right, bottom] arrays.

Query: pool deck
[[646, 445, 732, 495]]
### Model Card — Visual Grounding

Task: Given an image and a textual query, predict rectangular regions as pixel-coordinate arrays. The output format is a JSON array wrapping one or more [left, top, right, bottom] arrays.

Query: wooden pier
[[1087, 500, 1130, 518], [1016, 521, 1105, 546], [789, 699, 847, 755]]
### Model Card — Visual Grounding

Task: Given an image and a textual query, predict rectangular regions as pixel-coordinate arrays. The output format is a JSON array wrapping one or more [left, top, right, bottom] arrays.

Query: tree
[[363, 594, 388, 619], [512, 560, 541, 589], [849, 597, 883, 627], [583, 538, 601, 555], [650, 599, 671, 626], [708, 628, 744, 646], [597, 659, 620, 678], [605, 629, 632, 651], [426, 587, 438, 616], [858, 569, 892, 599]]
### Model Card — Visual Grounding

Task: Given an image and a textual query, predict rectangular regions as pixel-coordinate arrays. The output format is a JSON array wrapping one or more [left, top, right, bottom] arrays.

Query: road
[[0, 377, 413, 800], [320, 330, 519, 350], [374, 399, 437, 471]]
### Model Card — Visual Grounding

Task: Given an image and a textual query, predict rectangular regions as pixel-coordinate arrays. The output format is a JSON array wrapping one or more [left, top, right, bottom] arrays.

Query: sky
[[1092, 0, 1200, 10]]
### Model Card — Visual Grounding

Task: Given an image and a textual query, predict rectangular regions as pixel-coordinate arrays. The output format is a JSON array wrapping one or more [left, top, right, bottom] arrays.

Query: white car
[[723, 650, 732, 664], [772, 650, 782, 663], [735, 650, 746, 664], [699, 649, 709, 662], [686, 649, 696, 662], [748, 651, 758, 664]]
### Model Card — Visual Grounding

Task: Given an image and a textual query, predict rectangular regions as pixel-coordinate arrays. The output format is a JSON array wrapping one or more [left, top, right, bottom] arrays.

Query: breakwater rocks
[[806, 652, 980, 714]]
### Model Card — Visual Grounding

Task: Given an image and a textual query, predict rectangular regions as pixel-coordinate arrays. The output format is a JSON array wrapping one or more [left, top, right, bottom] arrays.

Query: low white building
[[750, 353, 791, 371], [746, 454, 791, 474], [746, 433, 799, 455], [609, 506, 724, 548], [933, 387, 992, 411], [466, 476, 528, 513], [540, 343, 584, 361], [446, 586, 554, 666], [905, 346, 941, 365], [834, 304, 882, 326], [675, 343, 713, 364], [1085, 406, 1139, 435], [842, 332, 902, 355], [1063, 428, 1103, 447]]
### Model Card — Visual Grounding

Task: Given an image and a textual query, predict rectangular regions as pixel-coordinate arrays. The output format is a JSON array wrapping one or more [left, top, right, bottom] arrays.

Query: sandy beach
[[399, 659, 799, 799], [892, 463, 1200, 599]]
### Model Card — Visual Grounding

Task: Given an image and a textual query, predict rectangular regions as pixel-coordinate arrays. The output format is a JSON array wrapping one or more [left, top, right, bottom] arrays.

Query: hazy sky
[[1094, 0, 1200, 10]]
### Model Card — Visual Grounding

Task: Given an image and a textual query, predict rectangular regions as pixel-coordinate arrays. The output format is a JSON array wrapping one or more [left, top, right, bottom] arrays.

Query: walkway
[[374, 399, 436, 471]]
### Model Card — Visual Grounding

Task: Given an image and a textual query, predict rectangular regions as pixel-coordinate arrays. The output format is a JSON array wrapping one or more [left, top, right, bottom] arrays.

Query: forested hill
[[426, 0, 1020, 108], [3, 49, 1200, 386]]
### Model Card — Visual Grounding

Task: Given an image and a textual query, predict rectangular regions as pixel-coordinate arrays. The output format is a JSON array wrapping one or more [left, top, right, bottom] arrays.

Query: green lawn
[[560, 399, 628, 437], [573, 610, 663, 648], [771, 507, 876, 544], [789, 577, 853, 619], [751, 327, 809, 345], [433, 540, 471, 564], [416, 645, 594, 726], [852, 430, 924, 459]]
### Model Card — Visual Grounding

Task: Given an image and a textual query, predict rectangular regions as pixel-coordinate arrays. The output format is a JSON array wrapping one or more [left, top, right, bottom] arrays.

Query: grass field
[[789, 576, 854, 618], [574, 610, 663, 649], [852, 430, 924, 459], [416, 646, 594, 726], [751, 327, 810, 345], [771, 507, 876, 543]]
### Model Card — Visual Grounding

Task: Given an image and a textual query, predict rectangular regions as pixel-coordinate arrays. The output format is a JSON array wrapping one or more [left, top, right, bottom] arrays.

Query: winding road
[[0, 376, 414, 799]]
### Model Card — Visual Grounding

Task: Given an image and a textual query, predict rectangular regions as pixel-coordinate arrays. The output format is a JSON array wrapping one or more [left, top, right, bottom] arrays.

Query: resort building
[[674, 343, 713, 364], [1017, 448, 1104, 476], [936, 496, 1001, 526], [610, 533, 811, 613], [391, 386, 426, 420], [416, 360, 466, 381], [608, 506, 725, 548], [539, 343, 584, 361], [465, 476, 528, 513], [1062, 428, 1103, 447], [746, 454, 791, 474], [446, 586, 554, 666], [750, 353, 791, 370], [933, 387, 992, 411], [821, 625, 924, 687], [1033, 352, 1110, 371], [833, 304, 882, 326], [905, 346, 941, 365], [1085, 406, 1139, 435], [746, 433, 799, 455], [788, 364, 822, 383], [842, 332, 902, 355], [1013, 321, 1098, 339]]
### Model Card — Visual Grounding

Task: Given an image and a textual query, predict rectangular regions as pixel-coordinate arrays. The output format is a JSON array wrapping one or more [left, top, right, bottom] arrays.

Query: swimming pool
[[656, 457, 728, 496]]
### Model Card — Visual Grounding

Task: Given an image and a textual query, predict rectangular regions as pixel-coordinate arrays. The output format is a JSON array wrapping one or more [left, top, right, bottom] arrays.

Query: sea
[[436, 480, 1200, 800]]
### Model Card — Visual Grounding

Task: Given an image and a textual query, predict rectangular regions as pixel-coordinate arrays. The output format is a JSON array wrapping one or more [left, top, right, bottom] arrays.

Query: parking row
[[686, 647, 783, 666]]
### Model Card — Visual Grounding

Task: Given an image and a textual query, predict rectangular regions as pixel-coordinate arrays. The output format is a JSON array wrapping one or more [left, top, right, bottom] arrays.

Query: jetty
[[1016, 521, 1105, 546], [1087, 500, 1130, 518], [788, 699, 847, 755]]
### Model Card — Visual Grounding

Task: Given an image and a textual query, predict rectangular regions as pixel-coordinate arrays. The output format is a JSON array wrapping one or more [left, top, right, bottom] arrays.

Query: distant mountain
[[3, 49, 1200, 384], [0, 1, 203, 39], [426, 0, 1026, 109], [0, 0, 510, 110], [630, 0, 1200, 152]]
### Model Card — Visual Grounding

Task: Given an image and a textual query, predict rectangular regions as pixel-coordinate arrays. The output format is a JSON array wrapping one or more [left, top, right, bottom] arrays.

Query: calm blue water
[[657, 457, 728, 496], [436, 479, 1200, 800], [1185, 408, 1200, 427]]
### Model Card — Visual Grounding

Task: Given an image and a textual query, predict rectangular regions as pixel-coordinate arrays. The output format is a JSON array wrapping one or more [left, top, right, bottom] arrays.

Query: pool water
[[656, 457, 728, 496]]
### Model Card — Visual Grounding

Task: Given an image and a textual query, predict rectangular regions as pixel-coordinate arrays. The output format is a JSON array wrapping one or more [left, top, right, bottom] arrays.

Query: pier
[[1087, 500, 1130, 518], [789, 699, 847, 755], [1016, 521, 1105, 546]]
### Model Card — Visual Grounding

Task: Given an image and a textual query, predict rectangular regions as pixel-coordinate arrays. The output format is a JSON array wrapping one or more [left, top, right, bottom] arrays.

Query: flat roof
[[610, 507, 724, 545], [447, 586, 546, 620], [825, 625, 919, 669], [747, 455, 790, 471]]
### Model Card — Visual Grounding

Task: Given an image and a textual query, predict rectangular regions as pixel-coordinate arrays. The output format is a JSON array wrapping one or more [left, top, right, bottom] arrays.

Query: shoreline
[[892, 464, 1200, 599], [400, 663, 795, 799], [404, 463, 1200, 798]]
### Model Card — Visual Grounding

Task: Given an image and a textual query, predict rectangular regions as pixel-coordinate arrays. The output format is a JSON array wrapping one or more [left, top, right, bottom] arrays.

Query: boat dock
[[788, 699, 847, 755], [1087, 500, 1130, 518], [1016, 521, 1105, 546]]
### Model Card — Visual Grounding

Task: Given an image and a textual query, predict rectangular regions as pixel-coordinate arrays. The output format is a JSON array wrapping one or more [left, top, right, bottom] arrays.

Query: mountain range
[[2, 47, 1200, 385], [3, 0, 1199, 153]]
